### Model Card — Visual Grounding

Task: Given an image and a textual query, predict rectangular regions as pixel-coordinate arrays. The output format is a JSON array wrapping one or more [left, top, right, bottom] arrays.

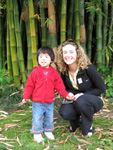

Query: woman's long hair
[[57, 39, 92, 74]]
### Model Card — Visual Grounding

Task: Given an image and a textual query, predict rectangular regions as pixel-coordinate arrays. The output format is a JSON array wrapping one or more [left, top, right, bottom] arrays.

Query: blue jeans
[[31, 102, 54, 134]]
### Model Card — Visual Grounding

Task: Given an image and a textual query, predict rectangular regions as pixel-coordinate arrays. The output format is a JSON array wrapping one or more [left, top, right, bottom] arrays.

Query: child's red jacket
[[23, 65, 68, 103]]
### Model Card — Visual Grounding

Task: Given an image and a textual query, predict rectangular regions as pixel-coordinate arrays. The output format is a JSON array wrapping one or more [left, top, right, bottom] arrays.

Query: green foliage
[[45, 18, 54, 27], [98, 66, 113, 103], [97, 139, 113, 147], [108, 0, 113, 7], [0, 67, 13, 90], [84, 0, 106, 17], [0, 85, 23, 110], [0, 0, 6, 14]]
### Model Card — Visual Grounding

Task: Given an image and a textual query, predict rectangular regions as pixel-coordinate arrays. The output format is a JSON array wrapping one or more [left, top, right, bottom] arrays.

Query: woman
[[57, 39, 106, 137]]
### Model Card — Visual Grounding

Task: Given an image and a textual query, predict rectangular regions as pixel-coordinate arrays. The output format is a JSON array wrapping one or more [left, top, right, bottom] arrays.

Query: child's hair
[[37, 46, 55, 63]]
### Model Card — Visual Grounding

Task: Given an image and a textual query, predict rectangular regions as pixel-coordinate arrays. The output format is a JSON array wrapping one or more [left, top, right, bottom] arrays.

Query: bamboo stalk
[[96, 3, 103, 67], [60, 0, 67, 43], [0, 16, 3, 69], [6, 11, 13, 77], [34, 0, 39, 50], [107, 4, 113, 67], [40, 0, 47, 46], [25, 19, 33, 75], [13, 0, 27, 87], [74, 0, 80, 44], [7, 0, 21, 86], [48, 0, 57, 62], [67, 0, 74, 39], [21, 1, 33, 75], [28, 0, 38, 67], [102, 0, 108, 66], [79, 0, 86, 50], [86, 9, 95, 58]]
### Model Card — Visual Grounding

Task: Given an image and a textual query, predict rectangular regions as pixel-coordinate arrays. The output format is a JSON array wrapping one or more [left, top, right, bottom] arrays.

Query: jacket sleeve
[[23, 70, 37, 99], [84, 65, 106, 96], [54, 71, 69, 98]]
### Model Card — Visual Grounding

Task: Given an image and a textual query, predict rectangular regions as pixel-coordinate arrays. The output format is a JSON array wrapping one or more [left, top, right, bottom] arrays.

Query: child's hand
[[22, 99, 28, 103], [66, 92, 74, 100]]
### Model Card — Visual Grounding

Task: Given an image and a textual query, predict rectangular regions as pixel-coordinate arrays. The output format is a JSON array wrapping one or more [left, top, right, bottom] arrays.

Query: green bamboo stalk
[[13, 0, 27, 87], [6, 13, 13, 77], [86, 0, 95, 59], [7, 0, 21, 86], [25, 20, 33, 75], [0, 16, 3, 69], [102, 0, 108, 66], [28, 0, 38, 67], [21, 1, 33, 76], [79, 0, 86, 50], [67, 0, 74, 39], [74, 0, 80, 44], [60, 0, 67, 43], [40, 0, 47, 46], [107, 4, 113, 68], [107, 4, 113, 46], [34, 0, 39, 50], [95, 3, 103, 67]]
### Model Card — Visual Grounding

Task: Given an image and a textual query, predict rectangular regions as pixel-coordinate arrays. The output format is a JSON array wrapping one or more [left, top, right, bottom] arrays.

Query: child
[[22, 46, 74, 143]]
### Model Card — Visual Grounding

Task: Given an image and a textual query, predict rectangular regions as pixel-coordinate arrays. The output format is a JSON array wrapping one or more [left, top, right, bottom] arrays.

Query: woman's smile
[[62, 44, 77, 65]]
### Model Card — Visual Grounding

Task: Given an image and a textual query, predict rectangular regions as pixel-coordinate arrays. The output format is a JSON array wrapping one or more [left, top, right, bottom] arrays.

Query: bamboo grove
[[0, 0, 113, 87]]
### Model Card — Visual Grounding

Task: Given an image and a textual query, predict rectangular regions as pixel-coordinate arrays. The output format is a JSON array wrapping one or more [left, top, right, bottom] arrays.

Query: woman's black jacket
[[60, 65, 106, 96]]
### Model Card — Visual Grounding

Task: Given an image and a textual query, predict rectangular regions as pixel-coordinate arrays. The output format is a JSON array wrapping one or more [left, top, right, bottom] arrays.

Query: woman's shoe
[[70, 126, 76, 132], [82, 127, 95, 137]]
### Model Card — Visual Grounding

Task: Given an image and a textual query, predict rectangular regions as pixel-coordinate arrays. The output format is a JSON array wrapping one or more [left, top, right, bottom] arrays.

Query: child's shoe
[[44, 132, 55, 140], [34, 134, 44, 143]]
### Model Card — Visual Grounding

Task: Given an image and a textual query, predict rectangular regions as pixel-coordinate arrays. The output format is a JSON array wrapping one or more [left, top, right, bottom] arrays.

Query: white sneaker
[[44, 132, 55, 140], [34, 134, 44, 143]]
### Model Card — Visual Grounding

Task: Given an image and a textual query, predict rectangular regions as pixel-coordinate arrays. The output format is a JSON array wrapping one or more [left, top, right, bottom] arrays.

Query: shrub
[[98, 66, 113, 103]]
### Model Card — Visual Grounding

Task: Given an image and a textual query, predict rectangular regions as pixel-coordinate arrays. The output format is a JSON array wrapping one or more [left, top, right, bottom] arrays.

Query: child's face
[[38, 53, 52, 68]]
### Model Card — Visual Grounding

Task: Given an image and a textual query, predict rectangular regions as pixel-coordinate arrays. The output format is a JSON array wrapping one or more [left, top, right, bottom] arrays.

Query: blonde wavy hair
[[57, 39, 92, 74]]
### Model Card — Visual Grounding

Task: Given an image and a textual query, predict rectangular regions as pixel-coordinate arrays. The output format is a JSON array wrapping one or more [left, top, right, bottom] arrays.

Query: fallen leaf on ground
[[104, 146, 112, 150], [17, 136, 22, 146], [0, 111, 8, 114], [74, 135, 92, 145], [12, 120, 21, 122], [95, 127, 103, 132], [5, 123, 19, 131], [17, 114, 26, 116], [0, 141, 14, 147], [98, 132, 102, 139], [102, 109, 110, 112], [58, 135, 71, 144]]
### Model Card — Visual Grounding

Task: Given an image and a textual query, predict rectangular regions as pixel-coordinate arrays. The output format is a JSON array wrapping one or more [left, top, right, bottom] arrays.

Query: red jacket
[[23, 66, 68, 103]]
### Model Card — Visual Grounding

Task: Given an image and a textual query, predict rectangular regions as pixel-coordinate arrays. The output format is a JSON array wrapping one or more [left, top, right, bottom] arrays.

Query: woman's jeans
[[59, 94, 103, 135], [31, 102, 54, 134]]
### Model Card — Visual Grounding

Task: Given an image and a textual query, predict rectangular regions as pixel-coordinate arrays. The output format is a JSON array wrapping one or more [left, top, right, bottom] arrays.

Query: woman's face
[[62, 44, 77, 65]]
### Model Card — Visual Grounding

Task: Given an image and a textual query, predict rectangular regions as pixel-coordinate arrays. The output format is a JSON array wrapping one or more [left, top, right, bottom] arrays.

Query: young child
[[22, 46, 74, 143]]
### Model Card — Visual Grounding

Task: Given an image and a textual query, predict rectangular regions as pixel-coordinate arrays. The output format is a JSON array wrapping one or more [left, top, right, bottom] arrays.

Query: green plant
[[0, 85, 23, 110], [0, 67, 13, 90], [98, 66, 113, 102]]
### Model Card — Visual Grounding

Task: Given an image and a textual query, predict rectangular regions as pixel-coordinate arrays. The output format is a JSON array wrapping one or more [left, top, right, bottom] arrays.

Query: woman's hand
[[74, 93, 84, 101], [66, 92, 74, 100]]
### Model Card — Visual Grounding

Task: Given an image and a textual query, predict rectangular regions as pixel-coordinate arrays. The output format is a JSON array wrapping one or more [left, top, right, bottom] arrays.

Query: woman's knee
[[59, 103, 77, 120]]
